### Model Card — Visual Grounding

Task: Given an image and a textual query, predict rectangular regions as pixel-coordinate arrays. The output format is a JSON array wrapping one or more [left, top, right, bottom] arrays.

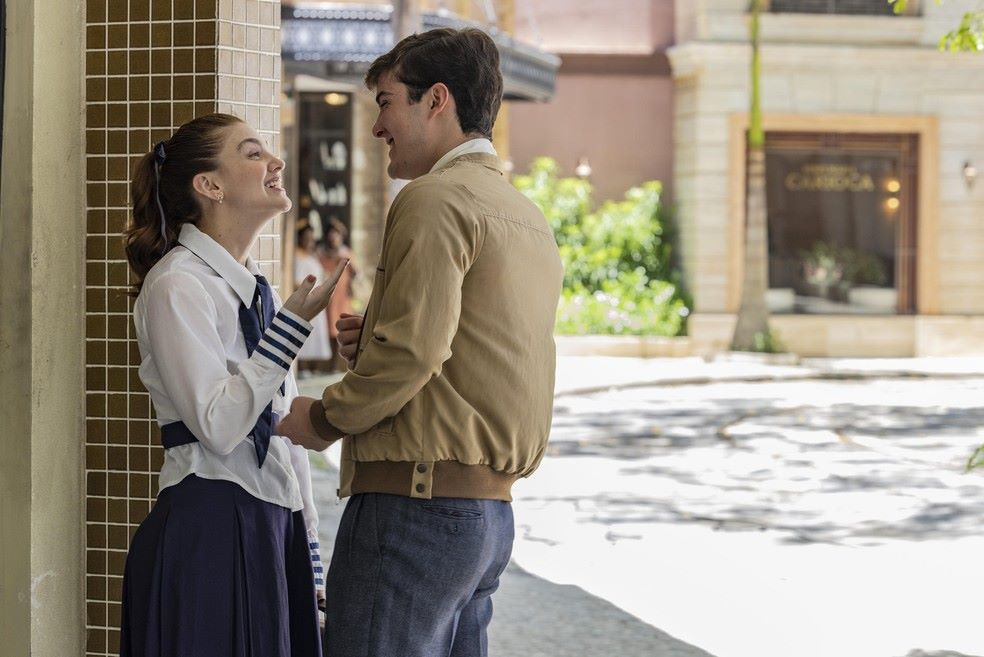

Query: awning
[[281, 4, 560, 102]]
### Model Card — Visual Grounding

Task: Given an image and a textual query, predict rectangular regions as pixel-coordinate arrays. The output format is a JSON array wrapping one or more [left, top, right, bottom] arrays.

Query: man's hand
[[335, 313, 364, 368], [276, 396, 332, 451]]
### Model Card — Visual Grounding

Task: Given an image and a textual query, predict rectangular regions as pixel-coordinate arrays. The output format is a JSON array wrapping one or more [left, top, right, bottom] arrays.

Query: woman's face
[[299, 228, 315, 251], [213, 122, 292, 218]]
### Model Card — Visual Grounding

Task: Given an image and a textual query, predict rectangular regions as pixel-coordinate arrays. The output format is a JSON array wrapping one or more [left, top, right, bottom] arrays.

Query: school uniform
[[120, 223, 324, 657]]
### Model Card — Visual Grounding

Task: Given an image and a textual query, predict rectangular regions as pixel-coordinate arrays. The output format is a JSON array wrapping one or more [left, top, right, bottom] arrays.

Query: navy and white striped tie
[[238, 274, 278, 467]]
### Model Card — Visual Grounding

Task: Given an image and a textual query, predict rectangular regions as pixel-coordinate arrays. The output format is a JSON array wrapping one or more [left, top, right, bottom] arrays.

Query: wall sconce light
[[575, 156, 592, 179], [963, 161, 978, 190], [502, 157, 514, 175]]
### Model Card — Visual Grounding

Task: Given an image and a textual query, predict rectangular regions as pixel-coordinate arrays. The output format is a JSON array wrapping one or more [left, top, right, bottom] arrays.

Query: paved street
[[300, 361, 984, 657], [307, 457, 712, 657], [512, 376, 984, 657]]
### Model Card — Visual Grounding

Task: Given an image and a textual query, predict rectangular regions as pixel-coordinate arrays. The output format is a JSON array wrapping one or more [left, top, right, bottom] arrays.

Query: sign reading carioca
[[784, 163, 876, 193]]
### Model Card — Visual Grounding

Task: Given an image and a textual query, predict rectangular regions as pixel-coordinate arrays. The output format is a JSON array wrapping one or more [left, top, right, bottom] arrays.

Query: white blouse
[[133, 223, 323, 586]]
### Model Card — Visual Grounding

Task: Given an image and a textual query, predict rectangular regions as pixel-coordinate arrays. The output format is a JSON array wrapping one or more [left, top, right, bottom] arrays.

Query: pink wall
[[509, 0, 675, 204], [508, 72, 674, 205], [514, 0, 674, 53]]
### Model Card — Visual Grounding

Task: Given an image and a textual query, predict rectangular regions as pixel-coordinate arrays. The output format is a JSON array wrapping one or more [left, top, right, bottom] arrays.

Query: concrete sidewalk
[[553, 355, 984, 396], [296, 355, 984, 657], [306, 455, 714, 657], [297, 354, 984, 402]]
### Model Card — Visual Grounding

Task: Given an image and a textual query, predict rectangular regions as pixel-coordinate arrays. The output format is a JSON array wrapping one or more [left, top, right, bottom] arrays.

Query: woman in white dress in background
[[294, 222, 333, 373]]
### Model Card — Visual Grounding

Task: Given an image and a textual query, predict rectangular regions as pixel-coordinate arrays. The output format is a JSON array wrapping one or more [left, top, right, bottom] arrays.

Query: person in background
[[294, 221, 334, 374], [319, 218, 358, 371]]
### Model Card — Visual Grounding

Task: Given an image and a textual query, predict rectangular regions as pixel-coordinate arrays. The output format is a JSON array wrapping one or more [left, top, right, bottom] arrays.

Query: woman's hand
[[282, 259, 349, 322]]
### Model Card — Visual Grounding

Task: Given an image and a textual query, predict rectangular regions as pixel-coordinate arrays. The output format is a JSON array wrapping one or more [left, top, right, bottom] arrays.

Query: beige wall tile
[[84, 1, 283, 653]]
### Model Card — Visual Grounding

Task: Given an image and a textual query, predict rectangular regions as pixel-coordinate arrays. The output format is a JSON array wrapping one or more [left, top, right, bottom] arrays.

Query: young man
[[277, 27, 563, 657]]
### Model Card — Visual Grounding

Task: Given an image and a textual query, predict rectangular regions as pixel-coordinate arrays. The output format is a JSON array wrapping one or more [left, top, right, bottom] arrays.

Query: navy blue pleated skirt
[[119, 474, 322, 657]]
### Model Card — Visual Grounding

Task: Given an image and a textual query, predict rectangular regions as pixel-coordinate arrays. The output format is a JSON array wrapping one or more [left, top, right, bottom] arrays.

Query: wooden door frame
[[728, 113, 939, 314]]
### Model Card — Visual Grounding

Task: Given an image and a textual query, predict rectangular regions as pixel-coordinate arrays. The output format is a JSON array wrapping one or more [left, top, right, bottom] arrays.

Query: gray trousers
[[323, 493, 514, 657]]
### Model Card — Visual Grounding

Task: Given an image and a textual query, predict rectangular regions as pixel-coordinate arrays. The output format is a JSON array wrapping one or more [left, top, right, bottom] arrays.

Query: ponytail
[[126, 151, 178, 290], [124, 113, 244, 294]]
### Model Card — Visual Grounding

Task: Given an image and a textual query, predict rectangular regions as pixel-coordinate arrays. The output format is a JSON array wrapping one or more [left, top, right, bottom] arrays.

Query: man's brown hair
[[365, 28, 503, 139]]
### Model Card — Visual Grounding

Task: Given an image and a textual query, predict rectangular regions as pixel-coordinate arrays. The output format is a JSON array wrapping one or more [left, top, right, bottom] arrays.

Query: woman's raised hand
[[282, 259, 349, 322]]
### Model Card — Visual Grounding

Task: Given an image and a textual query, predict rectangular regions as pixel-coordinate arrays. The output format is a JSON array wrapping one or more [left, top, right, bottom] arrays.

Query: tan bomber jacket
[[308, 152, 563, 500]]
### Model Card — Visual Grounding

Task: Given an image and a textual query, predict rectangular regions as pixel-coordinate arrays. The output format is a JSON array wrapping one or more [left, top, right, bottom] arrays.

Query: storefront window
[[296, 91, 353, 244], [764, 132, 918, 315]]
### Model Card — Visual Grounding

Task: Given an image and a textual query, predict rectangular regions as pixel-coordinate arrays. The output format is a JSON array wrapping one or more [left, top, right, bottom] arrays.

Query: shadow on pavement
[[306, 455, 714, 656], [490, 562, 716, 657], [545, 383, 984, 547]]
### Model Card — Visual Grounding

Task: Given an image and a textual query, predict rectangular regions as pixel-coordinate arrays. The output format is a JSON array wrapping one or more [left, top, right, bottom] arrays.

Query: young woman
[[120, 113, 345, 657]]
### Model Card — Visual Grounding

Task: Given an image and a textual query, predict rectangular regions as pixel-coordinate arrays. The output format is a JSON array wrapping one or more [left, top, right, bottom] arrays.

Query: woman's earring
[[216, 191, 224, 204]]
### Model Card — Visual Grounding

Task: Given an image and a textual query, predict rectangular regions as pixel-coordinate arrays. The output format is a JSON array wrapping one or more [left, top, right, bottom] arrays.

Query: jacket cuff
[[309, 399, 347, 442]]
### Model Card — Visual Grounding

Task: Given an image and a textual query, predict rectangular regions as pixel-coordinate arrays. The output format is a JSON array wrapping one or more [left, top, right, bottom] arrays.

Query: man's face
[[371, 71, 434, 180]]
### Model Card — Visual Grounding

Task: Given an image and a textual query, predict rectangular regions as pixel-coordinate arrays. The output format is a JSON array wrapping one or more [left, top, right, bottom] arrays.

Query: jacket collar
[[177, 223, 260, 307], [430, 138, 499, 174], [431, 152, 503, 176]]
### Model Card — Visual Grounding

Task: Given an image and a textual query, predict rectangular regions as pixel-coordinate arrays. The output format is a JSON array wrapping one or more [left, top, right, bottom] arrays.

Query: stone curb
[[556, 368, 984, 398]]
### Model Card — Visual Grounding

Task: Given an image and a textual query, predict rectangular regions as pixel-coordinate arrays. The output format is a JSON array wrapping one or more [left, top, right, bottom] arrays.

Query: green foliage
[[966, 443, 984, 472], [749, 0, 764, 148], [842, 249, 889, 287], [940, 10, 984, 51], [752, 329, 785, 354], [890, 0, 984, 52], [800, 242, 845, 295], [512, 158, 690, 336]]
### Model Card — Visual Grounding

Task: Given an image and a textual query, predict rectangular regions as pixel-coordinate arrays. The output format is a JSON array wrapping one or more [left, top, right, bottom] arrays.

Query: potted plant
[[843, 250, 894, 312], [800, 242, 844, 300]]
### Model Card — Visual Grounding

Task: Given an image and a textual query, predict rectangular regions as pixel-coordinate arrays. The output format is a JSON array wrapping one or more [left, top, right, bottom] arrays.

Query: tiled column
[[83, 2, 283, 655]]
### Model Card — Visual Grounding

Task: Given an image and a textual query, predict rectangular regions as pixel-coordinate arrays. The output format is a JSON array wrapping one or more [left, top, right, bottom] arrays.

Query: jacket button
[[416, 464, 427, 473], [415, 483, 425, 494]]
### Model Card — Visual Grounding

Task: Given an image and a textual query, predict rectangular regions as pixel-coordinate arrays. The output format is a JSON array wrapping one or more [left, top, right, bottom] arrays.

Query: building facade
[[510, 0, 676, 205], [510, 0, 984, 357], [672, 0, 984, 356]]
